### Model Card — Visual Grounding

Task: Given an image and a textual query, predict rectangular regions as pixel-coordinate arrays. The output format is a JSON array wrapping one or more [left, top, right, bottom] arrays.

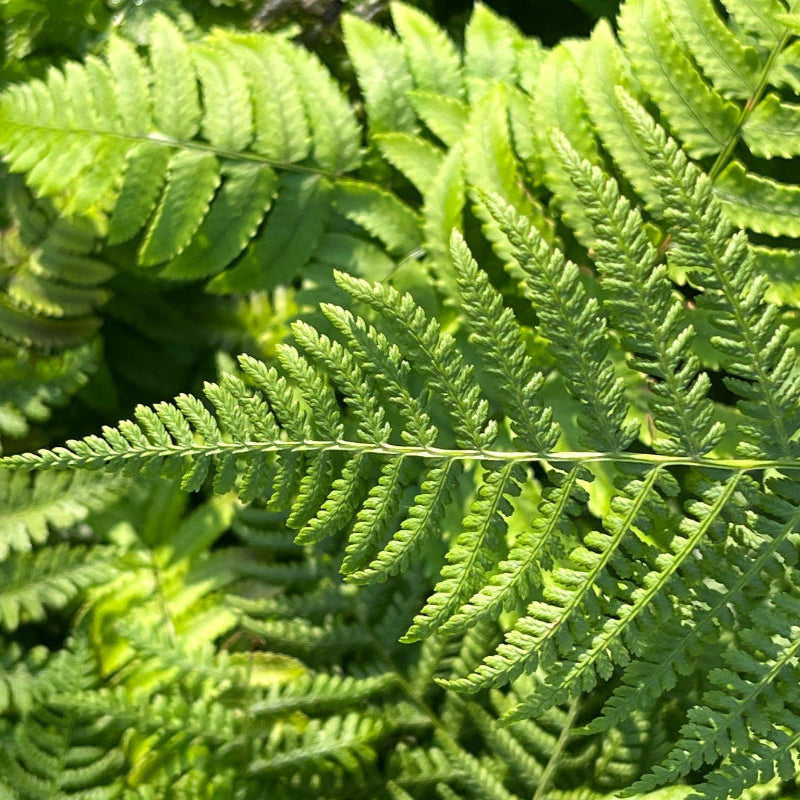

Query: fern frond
[[0, 640, 52, 716], [439, 465, 584, 637], [0, 16, 364, 287], [464, 700, 543, 792], [0, 705, 126, 799], [249, 711, 391, 778], [531, 0, 800, 275], [450, 230, 558, 453], [593, 474, 800, 733], [0, 341, 98, 444], [0, 645, 126, 799], [0, 183, 111, 351], [346, 458, 460, 583], [634, 592, 800, 799], [404, 461, 525, 641], [250, 672, 397, 717], [445, 466, 665, 697], [667, 0, 761, 99], [0, 544, 118, 631], [337, 271, 497, 450], [0, 470, 126, 559], [6, 76, 800, 800], [389, 745, 461, 791], [619, 0, 740, 159], [51, 684, 241, 751]]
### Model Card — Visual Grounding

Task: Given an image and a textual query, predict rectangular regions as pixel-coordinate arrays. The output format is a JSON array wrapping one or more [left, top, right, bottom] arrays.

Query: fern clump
[[3, 2, 800, 799], [5, 96, 800, 797]]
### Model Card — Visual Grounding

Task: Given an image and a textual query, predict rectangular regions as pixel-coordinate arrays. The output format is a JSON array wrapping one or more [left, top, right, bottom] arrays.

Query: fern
[[0, 470, 127, 559], [0, 544, 118, 631], [6, 102, 800, 797], [531, 0, 800, 286], [0, 340, 98, 447], [5, 3, 800, 799], [0, 180, 111, 350], [0, 478, 578, 798]]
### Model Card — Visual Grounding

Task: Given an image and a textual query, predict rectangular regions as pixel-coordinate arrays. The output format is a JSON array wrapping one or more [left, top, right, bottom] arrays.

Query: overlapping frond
[[0, 544, 118, 631], [0, 14, 415, 293], [0, 181, 111, 351], [0, 340, 98, 447], [0, 470, 127, 559]]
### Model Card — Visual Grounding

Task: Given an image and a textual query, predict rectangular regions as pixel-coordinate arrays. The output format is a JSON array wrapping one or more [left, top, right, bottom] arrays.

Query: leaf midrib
[[7, 437, 800, 472]]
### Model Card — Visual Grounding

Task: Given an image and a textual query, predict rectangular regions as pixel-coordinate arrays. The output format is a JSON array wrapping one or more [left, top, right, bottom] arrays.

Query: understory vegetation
[[3, 0, 800, 798]]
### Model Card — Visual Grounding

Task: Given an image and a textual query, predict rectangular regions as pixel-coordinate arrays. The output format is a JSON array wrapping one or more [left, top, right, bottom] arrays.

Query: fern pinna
[[3, 91, 800, 799]]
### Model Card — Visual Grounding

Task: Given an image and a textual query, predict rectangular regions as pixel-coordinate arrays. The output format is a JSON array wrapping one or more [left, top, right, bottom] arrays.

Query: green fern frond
[[552, 134, 723, 458], [0, 645, 126, 800], [249, 710, 394, 780], [635, 592, 800, 799], [482, 192, 636, 452], [0, 544, 118, 631], [0, 16, 371, 289], [0, 470, 127, 560], [5, 135, 800, 718], [0, 640, 53, 716], [6, 15, 800, 796], [517, 0, 800, 282], [0, 340, 98, 445], [0, 182, 111, 351], [0, 705, 126, 799]]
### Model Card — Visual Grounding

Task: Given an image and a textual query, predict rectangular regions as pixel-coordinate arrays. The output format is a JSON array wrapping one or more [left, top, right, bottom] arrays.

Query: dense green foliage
[[2, 0, 800, 798]]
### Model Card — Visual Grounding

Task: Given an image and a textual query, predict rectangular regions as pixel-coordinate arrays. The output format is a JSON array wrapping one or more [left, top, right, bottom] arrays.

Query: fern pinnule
[[0, 640, 54, 716]]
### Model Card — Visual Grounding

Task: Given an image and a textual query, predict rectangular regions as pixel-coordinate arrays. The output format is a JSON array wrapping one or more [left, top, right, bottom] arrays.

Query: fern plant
[[525, 0, 800, 295], [4, 2, 800, 799], [0, 472, 692, 800], [6, 90, 800, 797]]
